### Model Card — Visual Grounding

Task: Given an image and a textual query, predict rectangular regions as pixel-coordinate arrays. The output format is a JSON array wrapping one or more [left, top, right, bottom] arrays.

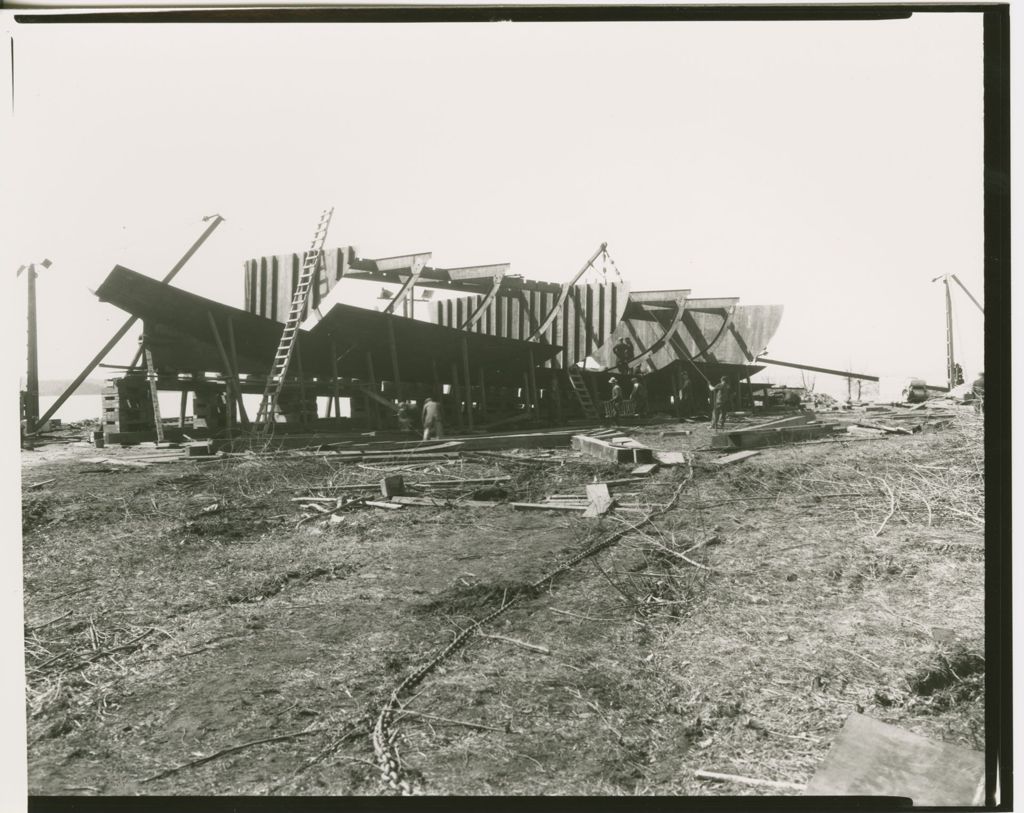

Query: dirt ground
[[20, 409, 985, 797]]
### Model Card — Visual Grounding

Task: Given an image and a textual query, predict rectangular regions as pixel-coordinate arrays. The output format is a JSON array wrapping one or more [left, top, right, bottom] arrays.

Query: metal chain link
[[371, 476, 691, 794]]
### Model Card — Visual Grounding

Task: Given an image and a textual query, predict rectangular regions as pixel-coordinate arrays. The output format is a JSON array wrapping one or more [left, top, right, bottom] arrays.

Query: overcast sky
[[3, 12, 985, 398]]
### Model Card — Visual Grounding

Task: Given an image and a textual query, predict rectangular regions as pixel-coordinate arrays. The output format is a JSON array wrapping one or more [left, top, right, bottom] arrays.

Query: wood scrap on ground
[[713, 450, 761, 466]]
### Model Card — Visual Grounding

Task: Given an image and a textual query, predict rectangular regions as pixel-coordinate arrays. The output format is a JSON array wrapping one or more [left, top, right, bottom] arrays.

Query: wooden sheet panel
[[804, 713, 984, 806]]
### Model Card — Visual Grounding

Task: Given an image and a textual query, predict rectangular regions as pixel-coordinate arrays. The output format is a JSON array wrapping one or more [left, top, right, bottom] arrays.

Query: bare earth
[[21, 412, 984, 796]]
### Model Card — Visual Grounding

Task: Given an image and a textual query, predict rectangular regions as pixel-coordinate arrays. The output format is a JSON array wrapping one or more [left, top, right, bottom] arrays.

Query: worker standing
[[679, 372, 692, 418], [709, 376, 730, 430], [397, 400, 414, 433], [607, 376, 623, 418], [422, 396, 444, 440], [631, 376, 648, 418]]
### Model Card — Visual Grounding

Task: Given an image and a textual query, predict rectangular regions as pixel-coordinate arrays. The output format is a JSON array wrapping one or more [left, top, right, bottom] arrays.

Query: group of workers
[[395, 397, 445, 440], [606, 374, 648, 417]]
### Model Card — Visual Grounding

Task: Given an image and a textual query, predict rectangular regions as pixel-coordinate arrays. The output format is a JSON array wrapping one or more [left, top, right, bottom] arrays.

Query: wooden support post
[[206, 312, 244, 433], [225, 317, 250, 426], [478, 367, 487, 421], [387, 318, 403, 402], [179, 389, 188, 428], [527, 347, 539, 421], [522, 373, 532, 415], [330, 338, 341, 419], [142, 343, 165, 443], [295, 341, 309, 428], [461, 336, 473, 431], [366, 351, 380, 430], [432, 358, 441, 400], [450, 362, 463, 431], [552, 371, 563, 425]]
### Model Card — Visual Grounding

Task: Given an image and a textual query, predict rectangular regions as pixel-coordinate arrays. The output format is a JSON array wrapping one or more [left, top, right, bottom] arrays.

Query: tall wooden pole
[[527, 348, 539, 421], [387, 318, 402, 402], [226, 317, 249, 426], [25, 264, 39, 428], [450, 362, 463, 431], [461, 336, 473, 431], [944, 275, 956, 390], [366, 351, 379, 429], [329, 338, 341, 419], [206, 312, 247, 428], [478, 367, 487, 422]]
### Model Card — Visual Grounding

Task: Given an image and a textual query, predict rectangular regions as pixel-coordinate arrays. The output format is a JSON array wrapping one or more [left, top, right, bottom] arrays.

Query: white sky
[[1, 12, 985, 399]]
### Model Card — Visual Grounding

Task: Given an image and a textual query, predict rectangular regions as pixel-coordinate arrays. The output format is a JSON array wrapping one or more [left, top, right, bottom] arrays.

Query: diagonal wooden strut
[[527, 242, 606, 342]]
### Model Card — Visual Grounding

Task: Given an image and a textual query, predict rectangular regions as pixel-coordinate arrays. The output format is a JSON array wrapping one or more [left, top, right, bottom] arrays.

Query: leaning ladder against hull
[[255, 207, 334, 428]]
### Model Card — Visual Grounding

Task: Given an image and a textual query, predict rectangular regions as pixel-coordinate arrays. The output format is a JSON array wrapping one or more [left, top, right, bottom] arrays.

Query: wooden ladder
[[255, 207, 334, 428], [567, 367, 599, 419]]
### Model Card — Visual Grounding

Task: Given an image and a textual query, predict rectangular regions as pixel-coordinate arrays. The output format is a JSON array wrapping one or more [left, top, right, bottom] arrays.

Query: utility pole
[[932, 274, 956, 391], [17, 259, 52, 429]]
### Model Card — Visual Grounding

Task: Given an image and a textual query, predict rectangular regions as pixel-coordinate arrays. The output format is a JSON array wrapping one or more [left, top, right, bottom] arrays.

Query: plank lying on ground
[[855, 421, 912, 435], [302, 476, 511, 495], [630, 463, 659, 476], [80, 457, 151, 468], [695, 770, 804, 792], [583, 483, 614, 518], [389, 495, 450, 507], [745, 411, 817, 430], [653, 451, 689, 466], [365, 500, 403, 510], [512, 502, 588, 512], [713, 450, 761, 466], [709, 422, 841, 451], [27, 479, 56, 490]]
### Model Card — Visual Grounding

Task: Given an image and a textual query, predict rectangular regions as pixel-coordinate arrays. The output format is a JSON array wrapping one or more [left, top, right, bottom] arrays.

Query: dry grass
[[21, 411, 985, 796]]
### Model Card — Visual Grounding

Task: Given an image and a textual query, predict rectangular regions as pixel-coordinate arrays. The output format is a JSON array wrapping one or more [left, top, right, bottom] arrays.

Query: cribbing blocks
[[571, 434, 654, 464]]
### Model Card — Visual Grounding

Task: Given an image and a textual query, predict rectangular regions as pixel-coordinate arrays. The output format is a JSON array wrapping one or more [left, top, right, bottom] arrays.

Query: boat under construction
[[87, 230, 785, 444]]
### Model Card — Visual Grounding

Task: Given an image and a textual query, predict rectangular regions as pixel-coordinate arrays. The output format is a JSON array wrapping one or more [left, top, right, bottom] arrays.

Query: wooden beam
[[450, 362, 463, 431], [478, 367, 488, 419], [527, 242, 606, 341], [461, 336, 473, 431], [459, 269, 506, 330], [366, 351, 380, 429], [387, 318, 403, 402], [205, 311, 245, 430], [295, 340, 309, 429], [382, 255, 426, 315], [142, 344, 165, 443], [330, 338, 341, 419], [225, 317, 250, 426], [756, 357, 879, 382], [527, 346, 539, 421], [179, 390, 188, 428]]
